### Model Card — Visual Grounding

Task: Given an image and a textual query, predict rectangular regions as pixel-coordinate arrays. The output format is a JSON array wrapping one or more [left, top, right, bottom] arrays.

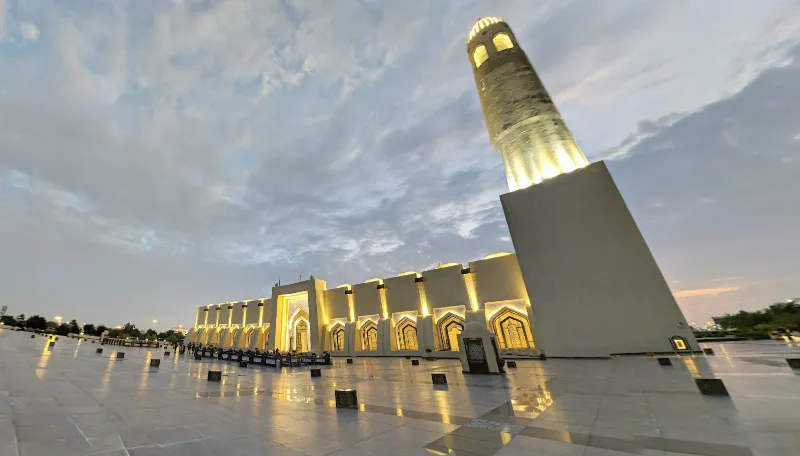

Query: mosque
[[185, 17, 699, 358]]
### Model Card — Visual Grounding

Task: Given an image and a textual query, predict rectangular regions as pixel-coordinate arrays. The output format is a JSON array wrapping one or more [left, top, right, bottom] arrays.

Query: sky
[[0, 0, 798, 331]]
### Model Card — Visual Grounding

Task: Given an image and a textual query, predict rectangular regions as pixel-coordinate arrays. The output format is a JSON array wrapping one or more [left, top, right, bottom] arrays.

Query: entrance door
[[295, 321, 308, 352], [464, 338, 489, 374]]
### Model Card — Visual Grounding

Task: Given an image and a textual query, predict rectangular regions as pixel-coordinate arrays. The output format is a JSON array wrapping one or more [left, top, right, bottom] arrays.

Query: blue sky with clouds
[[1, 0, 798, 330]]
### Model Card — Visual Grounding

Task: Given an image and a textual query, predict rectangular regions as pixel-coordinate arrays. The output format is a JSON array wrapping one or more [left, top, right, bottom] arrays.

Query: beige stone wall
[[420, 265, 470, 312], [384, 274, 423, 313], [323, 288, 350, 320], [469, 254, 528, 307]]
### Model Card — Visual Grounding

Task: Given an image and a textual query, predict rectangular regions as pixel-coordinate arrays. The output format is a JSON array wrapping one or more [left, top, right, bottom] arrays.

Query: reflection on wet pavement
[[1, 331, 799, 455]]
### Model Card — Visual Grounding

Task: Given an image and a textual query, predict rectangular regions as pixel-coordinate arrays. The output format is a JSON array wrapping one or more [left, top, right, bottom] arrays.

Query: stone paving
[[1, 329, 799, 455]]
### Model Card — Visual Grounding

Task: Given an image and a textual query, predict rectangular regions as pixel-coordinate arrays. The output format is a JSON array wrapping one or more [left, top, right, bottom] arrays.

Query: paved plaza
[[0, 330, 799, 456]]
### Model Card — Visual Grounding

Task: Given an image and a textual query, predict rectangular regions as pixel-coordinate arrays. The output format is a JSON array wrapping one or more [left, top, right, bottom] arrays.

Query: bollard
[[310, 368, 322, 378], [96, 348, 103, 354], [150, 359, 160, 367], [164, 352, 170, 357], [786, 358, 800, 369], [48, 341, 55, 349], [335, 389, 358, 409], [658, 358, 672, 366], [116, 352, 125, 359], [506, 361, 517, 368], [91, 340, 95, 343], [239, 361, 247, 368], [405, 356, 411, 359], [695, 378, 729, 396], [207, 370, 222, 382], [411, 359, 419, 366], [194, 353, 202, 361], [30, 335, 35, 339], [431, 373, 447, 385], [539, 353, 547, 360], [703, 348, 715, 356], [346, 358, 353, 364]]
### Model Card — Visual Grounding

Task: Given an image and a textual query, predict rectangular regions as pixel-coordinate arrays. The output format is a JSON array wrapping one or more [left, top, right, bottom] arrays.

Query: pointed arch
[[210, 327, 224, 346], [360, 320, 378, 351], [331, 323, 346, 351], [489, 307, 533, 349], [436, 312, 465, 351], [223, 327, 239, 348], [395, 317, 418, 351]]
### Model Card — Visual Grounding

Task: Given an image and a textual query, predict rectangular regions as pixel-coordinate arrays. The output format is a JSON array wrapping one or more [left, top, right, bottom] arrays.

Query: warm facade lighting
[[468, 16, 502, 42], [468, 17, 589, 191]]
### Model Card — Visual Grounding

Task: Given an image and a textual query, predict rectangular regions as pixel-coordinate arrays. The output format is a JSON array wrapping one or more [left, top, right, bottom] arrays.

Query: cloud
[[0, 0, 798, 331], [674, 285, 742, 300], [19, 22, 37, 40]]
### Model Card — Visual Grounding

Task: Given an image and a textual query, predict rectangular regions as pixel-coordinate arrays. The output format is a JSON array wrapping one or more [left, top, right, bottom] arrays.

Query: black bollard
[[335, 389, 358, 409], [96, 348, 103, 354], [207, 370, 222, 382], [116, 352, 125, 359], [164, 352, 170, 357], [695, 378, 729, 396], [411, 359, 419, 366], [150, 359, 160, 367], [346, 358, 353, 364], [431, 373, 447, 385], [239, 361, 247, 368], [506, 361, 517, 368], [786, 358, 800, 369], [703, 348, 715, 356], [310, 368, 321, 378], [658, 358, 672, 366]]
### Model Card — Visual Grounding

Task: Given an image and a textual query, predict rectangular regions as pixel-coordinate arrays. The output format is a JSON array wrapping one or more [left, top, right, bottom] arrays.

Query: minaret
[[467, 17, 588, 191]]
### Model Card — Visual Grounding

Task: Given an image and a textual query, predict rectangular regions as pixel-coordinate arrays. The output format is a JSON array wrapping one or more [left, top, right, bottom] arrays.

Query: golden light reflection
[[463, 272, 479, 311], [347, 293, 355, 322], [395, 408, 403, 417], [500, 432, 513, 445], [417, 281, 430, 316], [379, 287, 389, 320], [684, 358, 700, 377]]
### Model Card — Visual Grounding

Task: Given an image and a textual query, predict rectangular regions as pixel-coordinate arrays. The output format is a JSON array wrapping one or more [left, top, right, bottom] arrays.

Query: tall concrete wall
[[501, 161, 698, 357]]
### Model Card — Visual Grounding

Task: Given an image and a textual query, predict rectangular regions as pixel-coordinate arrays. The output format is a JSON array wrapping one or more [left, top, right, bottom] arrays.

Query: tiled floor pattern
[[1, 331, 799, 455]]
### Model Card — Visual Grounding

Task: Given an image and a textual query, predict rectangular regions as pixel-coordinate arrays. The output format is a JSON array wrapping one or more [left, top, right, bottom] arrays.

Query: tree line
[[716, 300, 800, 333], [0, 314, 184, 343]]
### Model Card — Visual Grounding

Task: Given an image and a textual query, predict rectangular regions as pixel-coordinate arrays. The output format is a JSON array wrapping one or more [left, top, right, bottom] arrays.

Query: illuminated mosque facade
[[185, 18, 698, 358]]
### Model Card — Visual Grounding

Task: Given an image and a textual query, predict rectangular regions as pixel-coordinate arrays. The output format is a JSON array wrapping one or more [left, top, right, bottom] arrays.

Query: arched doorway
[[395, 317, 418, 350], [436, 313, 465, 351], [210, 327, 224, 346], [489, 307, 533, 349], [224, 327, 239, 348], [295, 320, 308, 352], [360, 320, 378, 351], [331, 324, 345, 351]]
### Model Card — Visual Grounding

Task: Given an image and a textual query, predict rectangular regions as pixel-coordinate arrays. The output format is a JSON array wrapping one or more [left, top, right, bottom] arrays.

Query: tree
[[83, 324, 96, 335], [16, 314, 25, 325], [46, 321, 58, 330], [0, 315, 15, 326], [95, 325, 108, 337], [68, 319, 80, 334], [25, 315, 48, 331], [55, 324, 70, 336]]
